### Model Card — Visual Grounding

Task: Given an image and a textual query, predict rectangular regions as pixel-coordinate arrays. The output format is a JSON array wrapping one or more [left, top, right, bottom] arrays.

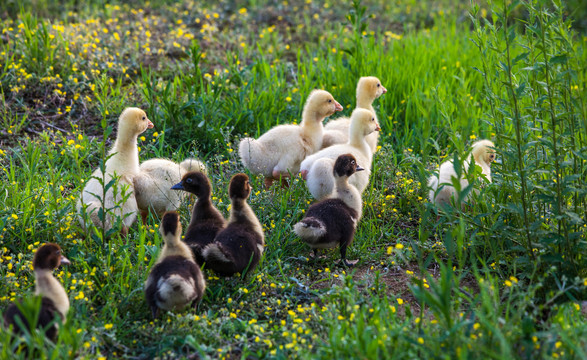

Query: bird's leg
[[340, 245, 358, 267], [151, 306, 159, 319], [140, 210, 149, 225]]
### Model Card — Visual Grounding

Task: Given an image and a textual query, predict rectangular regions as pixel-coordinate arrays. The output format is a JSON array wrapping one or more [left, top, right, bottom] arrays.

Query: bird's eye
[[186, 178, 193, 184], [351, 160, 355, 164], [371, 118, 375, 121], [142, 116, 146, 120], [377, 84, 380, 87], [328, 99, 332, 103]]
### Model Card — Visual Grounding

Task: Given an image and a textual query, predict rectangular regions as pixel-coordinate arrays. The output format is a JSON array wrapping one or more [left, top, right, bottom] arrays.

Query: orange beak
[[60, 255, 71, 266], [375, 124, 381, 131], [147, 119, 154, 129], [334, 101, 343, 112]]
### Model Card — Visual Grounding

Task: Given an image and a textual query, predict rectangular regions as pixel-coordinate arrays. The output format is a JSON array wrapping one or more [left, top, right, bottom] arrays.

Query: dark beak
[[60, 255, 71, 266], [356, 165, 365, 172], [171, 182, 184, 190]]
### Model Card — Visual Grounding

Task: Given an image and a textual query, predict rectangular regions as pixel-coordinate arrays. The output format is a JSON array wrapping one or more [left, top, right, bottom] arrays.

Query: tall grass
[[467, 0, 586, 290]]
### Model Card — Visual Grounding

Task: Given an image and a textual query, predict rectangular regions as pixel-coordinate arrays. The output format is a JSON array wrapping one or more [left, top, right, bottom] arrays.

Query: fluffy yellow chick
[[134, 158, 206, 222], [238, 90, 342, 187], [322, 76, 386, 152], [78, 107, 153, 235], [428, 139, 496, 206], [301, 108, 380, 199]]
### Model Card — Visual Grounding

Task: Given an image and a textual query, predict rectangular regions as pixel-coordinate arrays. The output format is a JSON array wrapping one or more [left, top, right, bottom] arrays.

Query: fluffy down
[[155, 274, 198, 311], [428, 140, 496, 206], [301, 108, 379, 199], [3, 243, 70, 341], [305, 158, 336, 201], [145, 255, 205, 318], [134, 158, 206, 216], [78, 107, 153, 233], [202, 243, 231, 263], [294, 154, 363, 266], [322, 76, 386, 152], [144, 212, 205, 318], [170, 171, 226, 265], [80, 173, 139, 232], [239, 90, 342, 179], [293, 218, 327, 240], [202, 174, 265, 276]]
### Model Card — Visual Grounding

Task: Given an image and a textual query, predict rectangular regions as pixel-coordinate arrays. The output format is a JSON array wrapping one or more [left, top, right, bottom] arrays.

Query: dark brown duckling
[[171, 171, 226, 265], [3, 243, 71, 341], [293, 154, 363, 267], [144, 211, 206, 319], [202, 174, 265, 276]]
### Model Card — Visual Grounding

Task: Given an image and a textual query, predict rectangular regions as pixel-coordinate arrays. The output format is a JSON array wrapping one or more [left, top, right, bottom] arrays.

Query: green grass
[[1, 0, 586, 358]]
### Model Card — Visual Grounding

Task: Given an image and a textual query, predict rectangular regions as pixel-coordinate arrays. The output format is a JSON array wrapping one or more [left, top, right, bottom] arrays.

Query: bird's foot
[[338, 258, 359, 267]]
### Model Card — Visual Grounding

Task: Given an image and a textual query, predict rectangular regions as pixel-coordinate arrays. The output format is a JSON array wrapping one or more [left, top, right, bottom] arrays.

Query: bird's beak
[[171, 182, 184, 190], [300, 170, 309, 180], [60, 255, 71, 266], [356, 165, 365, 172], [334, 101, 343, 112], [147, 119, 154, 129], [381, 86, 387, 94], [375, 124, 381, 131]]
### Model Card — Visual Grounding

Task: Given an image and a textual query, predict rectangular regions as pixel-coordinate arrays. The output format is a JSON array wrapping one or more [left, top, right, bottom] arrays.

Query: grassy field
[[0, 0, 586, 358]]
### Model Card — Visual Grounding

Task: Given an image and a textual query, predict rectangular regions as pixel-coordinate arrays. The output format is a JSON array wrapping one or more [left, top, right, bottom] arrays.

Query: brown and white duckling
[[202, 174, 265, 276], [144, 212, 206, 319], [300, 108, 380, 199], [78, 107, 153, 235], [134, 158, 206, 223], [322, 76, 386, 152], [239, 90, 343, 187], [3, 243, 70, 341], [294, 154, 363, 267], [170, 171, 226, 265], [428, 139, 496, 206]]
